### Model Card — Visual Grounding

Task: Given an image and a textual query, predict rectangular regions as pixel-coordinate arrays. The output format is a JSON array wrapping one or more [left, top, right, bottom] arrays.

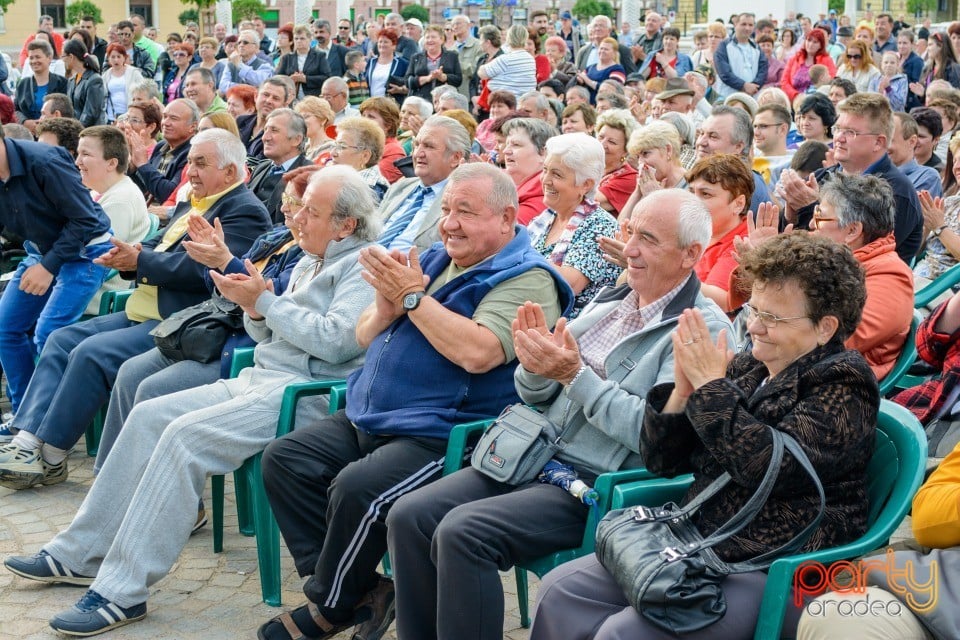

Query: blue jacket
[[0, 139, 111, 275], [346, 227, 574, 439], [365, 55, 409, 104], [713, 36, 767, 97]]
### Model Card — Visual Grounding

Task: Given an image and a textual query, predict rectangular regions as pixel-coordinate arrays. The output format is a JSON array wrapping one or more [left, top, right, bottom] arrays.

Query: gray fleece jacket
[[514, 276, 733, 478], [245, 234, 374, 380]]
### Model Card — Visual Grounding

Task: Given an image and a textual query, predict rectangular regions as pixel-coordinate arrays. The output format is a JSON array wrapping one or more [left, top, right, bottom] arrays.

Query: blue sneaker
[[4, 550, 93, 586], [50, 589, 146, 636]]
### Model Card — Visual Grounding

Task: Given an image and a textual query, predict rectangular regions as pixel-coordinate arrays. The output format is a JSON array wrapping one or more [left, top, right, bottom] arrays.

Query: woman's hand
[[919, 190, 946, 231], [672, 308, 732, 391], [636, 163, 664, 197], [909, 81, 925, 97], [733, 201, 787, 261]]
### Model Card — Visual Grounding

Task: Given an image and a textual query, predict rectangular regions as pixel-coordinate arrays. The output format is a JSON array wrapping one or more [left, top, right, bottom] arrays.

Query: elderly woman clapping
[[529, 132, 623, 317], [533, 233, 878, 639]]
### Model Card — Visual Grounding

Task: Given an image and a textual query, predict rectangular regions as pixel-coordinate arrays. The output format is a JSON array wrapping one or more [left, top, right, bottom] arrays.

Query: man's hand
[[209, 259, 267, 318], [19, 263, 54, 296], [359, 245, 429, 306], [513, 308, 582, 385], [94, 237, 142, 271], [183, 216, 233, 270], [742, 82, 759, 94], [776, 168, 820, 212]]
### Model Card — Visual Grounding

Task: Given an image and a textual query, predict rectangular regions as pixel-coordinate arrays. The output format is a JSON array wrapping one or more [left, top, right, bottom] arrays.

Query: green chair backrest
[[878, 310, 922, 397], [915, 262, 960, 309]]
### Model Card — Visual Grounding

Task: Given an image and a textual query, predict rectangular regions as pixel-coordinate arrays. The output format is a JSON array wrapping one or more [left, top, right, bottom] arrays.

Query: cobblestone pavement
[[0, 448, 537, 640]]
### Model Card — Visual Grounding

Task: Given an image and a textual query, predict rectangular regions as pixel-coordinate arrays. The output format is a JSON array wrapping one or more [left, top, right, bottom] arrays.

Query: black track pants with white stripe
[[261, 409, 448, 609]]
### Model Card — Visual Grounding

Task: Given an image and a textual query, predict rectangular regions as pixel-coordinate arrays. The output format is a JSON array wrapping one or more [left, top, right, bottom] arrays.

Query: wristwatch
[[402, 291, 426, 311], [933, 225, 949, 238]]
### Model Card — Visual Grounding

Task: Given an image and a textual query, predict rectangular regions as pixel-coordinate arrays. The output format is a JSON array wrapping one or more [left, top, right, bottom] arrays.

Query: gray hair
[[402, 96, 433, 119], [421, 115, 471, 159], [501, 117, 558, 154], [448, 163, 519, 216], [595, 108, 640, 142], [322, 76, 348, 97], [506, 24, 529, 49], [186, 66, 215, 87], [439, 91, 469, 111], [311, 165, 381, 242], [192, 128, 246, 177], [519, 90, 550, 115], [819, 173, 895, 244], [639, 189, 712, 254], [170, 98, 202, 124], [266, 107, 307, 154], [566, 85, 590, 102], [709, 105, 754, 158], [597, 93, 629, 109], [659, 111, 695, 145], [589, 15, 612, 30], [544, 133, 605, 199], [431, 84, 457, 101], [129, 78, 161, 102]]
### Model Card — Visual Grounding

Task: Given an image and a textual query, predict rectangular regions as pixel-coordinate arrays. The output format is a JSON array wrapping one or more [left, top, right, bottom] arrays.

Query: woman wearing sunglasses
[[836, 40, 880, 93]]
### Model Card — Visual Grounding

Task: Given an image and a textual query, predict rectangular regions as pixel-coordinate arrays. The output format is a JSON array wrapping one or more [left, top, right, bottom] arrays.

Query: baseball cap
[[561, 11, 573, 20], [405, 17, 423, 29], [829, 9, 837, 14]]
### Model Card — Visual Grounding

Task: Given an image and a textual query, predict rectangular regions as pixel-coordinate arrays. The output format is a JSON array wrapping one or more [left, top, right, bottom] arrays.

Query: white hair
[[402, 96, 433, 120], [192, 128, 246, 177], [639, 189, 712, 255], [311, 165, 382, 242], [544, 133, 605, 199]]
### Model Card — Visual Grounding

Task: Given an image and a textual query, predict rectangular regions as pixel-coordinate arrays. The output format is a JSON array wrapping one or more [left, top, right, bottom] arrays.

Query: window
[[129, 0, 154, 27], [39, 1, 66, 28]]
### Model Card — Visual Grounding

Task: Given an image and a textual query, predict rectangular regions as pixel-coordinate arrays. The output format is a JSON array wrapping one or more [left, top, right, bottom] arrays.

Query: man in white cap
[[403, 18, 424, 52]]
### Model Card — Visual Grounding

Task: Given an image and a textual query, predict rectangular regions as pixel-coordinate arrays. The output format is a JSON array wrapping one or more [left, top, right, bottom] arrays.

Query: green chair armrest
[[276, 380, 347, 438], [915, 262, 960, 308], [98, 289, 133, 316], [229, 347, 256, 378], [442, 419, 493, 477], [329, 383, 347, 412]]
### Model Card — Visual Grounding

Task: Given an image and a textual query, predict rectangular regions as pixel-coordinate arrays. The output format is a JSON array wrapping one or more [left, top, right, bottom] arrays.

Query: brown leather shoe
[[351, 576, 395, 640]]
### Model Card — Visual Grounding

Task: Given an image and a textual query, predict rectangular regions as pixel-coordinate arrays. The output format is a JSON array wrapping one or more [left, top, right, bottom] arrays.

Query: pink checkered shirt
[[578, 275, 691, 379]]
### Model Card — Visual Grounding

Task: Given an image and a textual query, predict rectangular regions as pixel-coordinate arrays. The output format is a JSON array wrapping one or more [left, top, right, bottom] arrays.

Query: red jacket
[[780, 52, 836, 102]]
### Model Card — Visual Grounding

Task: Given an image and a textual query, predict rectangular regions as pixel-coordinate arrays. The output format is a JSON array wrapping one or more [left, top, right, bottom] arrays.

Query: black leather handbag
[[595, 427, 825, 635], [150, 295, 245, 363]]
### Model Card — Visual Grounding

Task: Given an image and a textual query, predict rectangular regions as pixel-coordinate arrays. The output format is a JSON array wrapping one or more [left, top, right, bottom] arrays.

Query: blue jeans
[[14, 312, 159, 450], [0, 240, 112, 413]]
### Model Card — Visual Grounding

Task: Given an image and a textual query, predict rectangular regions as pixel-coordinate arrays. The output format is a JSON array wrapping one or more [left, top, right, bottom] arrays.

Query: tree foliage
[[400, 5, 430, 24], [179, 9, 200, 26], [572, 0, 615, 21], [906, 0, 937, 16], [66, 0, 103, 25], [0, 0, 15, 14], [233, 0, 267, 23]]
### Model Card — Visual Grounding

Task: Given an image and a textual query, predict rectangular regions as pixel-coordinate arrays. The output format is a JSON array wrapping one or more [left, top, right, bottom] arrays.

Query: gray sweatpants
[[43, 366, 324, 607], [93, 347, 221, 473]]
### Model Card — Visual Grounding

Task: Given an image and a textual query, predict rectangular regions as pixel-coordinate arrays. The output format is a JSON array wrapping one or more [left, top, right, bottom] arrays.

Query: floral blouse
[[527, 199, 623, 317], [915, 195, 960, 280]]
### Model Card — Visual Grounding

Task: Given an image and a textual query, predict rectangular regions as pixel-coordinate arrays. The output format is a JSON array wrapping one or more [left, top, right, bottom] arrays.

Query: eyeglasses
[[320, 93, 342, 101], [339, 26, 351, 30], [845, 53, 862, 59], [833, 128, 880, 140], [126, 116, 145, 125], [753, 123, 781, 131], [743, 303, 809, 328], [281, 194, 303, 207], [333, 142, 363, 152], [239, 40, 256, 45], [173, 52, 188, 58]]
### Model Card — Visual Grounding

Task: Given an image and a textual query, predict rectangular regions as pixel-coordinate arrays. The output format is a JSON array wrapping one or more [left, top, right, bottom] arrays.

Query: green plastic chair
[[210, 346, 345, 606], [83, 289, 136, 457], [438, 420, 661, 629], [604, 401, 926, 640], [915, 262, 960, 309], [878, 309, 922, 397]]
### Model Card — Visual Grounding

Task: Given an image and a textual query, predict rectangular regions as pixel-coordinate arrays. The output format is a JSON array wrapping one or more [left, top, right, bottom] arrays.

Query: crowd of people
[[1, 7, 960, 640]]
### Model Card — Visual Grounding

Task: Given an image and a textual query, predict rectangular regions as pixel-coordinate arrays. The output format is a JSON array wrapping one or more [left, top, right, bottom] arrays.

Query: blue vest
[[346, 227, 574, 439]]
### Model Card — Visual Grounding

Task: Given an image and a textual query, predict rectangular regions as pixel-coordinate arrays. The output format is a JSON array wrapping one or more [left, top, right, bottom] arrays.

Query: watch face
[[403, 292, 420, 309]]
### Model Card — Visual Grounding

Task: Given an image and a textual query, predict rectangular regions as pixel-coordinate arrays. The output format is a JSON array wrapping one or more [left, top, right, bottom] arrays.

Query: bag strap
[[659, 427, 825, 572]]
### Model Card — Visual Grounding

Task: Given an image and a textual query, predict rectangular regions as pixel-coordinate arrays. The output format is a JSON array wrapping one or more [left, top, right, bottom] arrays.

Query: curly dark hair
[[739, 233, 866, 341]]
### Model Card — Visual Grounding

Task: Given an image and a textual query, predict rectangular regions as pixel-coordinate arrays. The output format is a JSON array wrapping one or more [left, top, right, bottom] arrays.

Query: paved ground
[[0, 448, 537, 640]]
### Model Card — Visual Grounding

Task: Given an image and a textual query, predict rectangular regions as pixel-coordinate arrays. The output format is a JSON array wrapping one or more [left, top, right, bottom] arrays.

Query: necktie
[[271, 164, 285, 176], [379, 185, 432, 247]]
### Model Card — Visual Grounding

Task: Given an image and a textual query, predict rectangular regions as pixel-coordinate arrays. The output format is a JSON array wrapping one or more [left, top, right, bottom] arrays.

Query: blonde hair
[[627, 120, 682, 166], [296, 96, 336, 128], [600, 37, 620, 63], [200, 111, 240, 137]]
